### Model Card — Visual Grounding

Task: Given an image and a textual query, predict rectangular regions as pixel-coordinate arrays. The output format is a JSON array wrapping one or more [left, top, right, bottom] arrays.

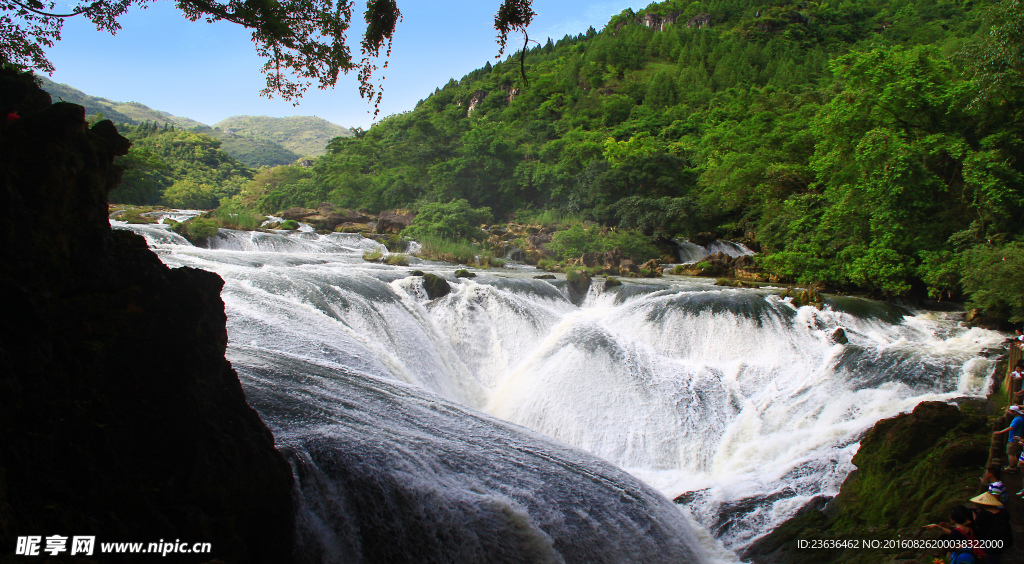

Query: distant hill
[[212, 115, 352, 160], [37, 76, 206, 129], [193, 125, 302, 168], [35, 76, 351, 167]]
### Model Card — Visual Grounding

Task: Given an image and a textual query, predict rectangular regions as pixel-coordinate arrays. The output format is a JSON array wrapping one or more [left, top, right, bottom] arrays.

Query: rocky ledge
[[0, 68, 294, 562]]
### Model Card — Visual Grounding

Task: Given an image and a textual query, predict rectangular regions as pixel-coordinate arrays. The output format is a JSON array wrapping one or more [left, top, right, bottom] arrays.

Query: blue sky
[[43, 0, 647, 129]]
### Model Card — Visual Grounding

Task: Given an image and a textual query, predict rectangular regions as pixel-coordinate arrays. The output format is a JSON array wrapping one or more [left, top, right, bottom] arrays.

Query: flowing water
[[117, 222, 1005, 562], [673, 239, 755, 264]]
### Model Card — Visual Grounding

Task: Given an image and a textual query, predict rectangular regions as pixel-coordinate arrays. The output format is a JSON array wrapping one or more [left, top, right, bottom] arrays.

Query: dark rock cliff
[[0, 68, 294, 562]]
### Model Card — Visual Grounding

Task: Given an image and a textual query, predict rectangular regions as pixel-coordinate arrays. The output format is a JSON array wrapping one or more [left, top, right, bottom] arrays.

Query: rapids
[[117, 221, 1005, 562]]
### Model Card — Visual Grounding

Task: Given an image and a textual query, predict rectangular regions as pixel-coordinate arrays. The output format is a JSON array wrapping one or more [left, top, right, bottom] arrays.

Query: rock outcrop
[[375, 209, 416, 234], [673, 252, 766, 280], [0, 68, 294, 562], [281, 203, 373, 232]]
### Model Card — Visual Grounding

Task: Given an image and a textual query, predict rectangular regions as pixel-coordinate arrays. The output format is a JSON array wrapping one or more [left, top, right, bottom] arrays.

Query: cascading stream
[[117, 222, 1005, 561]]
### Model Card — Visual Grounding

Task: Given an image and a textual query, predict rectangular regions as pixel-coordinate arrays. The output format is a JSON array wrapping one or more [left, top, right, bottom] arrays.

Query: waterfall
[[115, 222, 1004, 561], [674, 239, 756, 263]]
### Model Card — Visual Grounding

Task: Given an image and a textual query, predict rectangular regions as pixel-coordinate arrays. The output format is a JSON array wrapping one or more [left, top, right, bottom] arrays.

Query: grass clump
[[384, 253, 410, 266], [210, 202, 266, 231], [513, 209, 581, 228], [279, 219, 299, 230], [122, 207, 158, 224], [363, 247, 385, 261], [477, 253, 505, 268], [416, 235, 479, 265]]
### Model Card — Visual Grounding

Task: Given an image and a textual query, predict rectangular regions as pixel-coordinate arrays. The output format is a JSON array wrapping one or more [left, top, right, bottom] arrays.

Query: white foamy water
[[115, 221, 1004, 561]]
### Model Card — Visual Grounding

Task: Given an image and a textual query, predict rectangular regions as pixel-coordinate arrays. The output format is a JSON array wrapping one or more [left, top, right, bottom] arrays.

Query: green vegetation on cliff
[[742, 401, 992, 563]]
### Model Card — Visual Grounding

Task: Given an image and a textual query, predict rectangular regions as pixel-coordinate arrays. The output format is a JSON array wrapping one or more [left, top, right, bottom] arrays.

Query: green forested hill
[[233, 0, 1024, 319], [37, 76, 206, 129], [110, 123, 253, 209], [212, 115, 352, 160], [35, 77, 349, 167]]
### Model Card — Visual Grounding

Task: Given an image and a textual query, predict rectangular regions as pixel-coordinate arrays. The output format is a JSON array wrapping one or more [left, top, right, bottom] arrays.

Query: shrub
[[961, 242, 1024, 322], [404, 199, 492, 242], [122, 208, 157, 224], [211, 202, 266, 231], [363, 248, 384, 261], [172, 217, 219, 243], [546, 224, 660, 263], [547, 224, 600, 258], [477, 253, 505, 268], [280, 219, 299, 230], [384, 253, 409, 266]]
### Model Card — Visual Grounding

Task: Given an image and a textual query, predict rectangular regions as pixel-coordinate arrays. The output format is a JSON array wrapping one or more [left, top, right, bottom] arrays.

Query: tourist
[[993, 405, 1024, 471], [1012, 361, 1024, 403], [970, 492, 1014, 564], [983, 464, 1008, 503], [926, 505, 983, 563]]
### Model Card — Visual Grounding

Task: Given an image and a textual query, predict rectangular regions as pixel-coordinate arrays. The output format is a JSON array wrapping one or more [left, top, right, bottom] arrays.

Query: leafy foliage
[[110, 122, 253, 208], [546, 224, 660, 262], [403, 199, 491, 242]]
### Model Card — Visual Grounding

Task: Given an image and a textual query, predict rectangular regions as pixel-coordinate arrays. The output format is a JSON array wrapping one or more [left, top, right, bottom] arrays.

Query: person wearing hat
[[993, 405, 1024, 471], [971, 492, 1013, 564]]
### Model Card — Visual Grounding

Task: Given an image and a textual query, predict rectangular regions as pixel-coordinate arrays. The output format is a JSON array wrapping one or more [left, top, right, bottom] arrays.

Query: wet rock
[[619, 259, 640, 276], [376, 209, 416, 234], [831, 327, 848, 345], [422, 273, 451, 299], [640, 259, 662, 276]]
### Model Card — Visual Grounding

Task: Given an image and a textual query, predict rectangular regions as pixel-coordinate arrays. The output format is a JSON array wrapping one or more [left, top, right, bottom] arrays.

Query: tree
[[1, 0, 535, 105], [957, 0, 1024, 105]]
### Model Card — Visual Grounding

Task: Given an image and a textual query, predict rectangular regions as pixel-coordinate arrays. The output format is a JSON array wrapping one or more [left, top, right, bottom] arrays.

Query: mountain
[[36, 75, 206, 129], [212, 115, 352, 160], [34, 77, 351, 167]]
